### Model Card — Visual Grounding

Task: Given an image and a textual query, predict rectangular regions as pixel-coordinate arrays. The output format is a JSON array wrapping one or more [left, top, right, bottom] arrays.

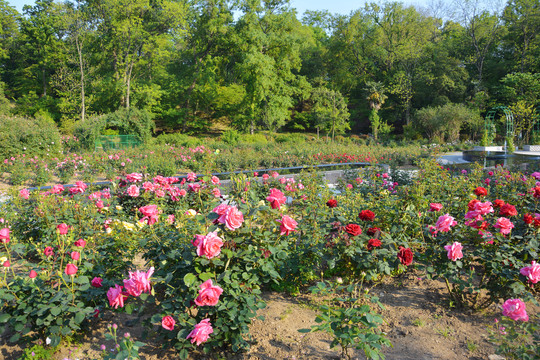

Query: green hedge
[[0, 115, 62, 159]]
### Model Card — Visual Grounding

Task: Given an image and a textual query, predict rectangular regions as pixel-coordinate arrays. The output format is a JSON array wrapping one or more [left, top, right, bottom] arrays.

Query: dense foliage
[[0, 0, 538, 141]]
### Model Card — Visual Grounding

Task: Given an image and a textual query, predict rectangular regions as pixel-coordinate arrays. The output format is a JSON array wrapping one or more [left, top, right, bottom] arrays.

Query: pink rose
[[262, 174, 269, 180], [194, 279, 224, 306], [57, 223, 70, 235], [29, 270, 37, 278], [19, 189, 30, 199], [51, 184, 64, 194], [107, 284, 126, 309], [71, 251, 80, 261], [139, 205, 159, 225], [266, 188, 286, 209], [74, 239, 86, 248], [127, 185, 140, 197], [278, 215, 297, 236], [520, 261, 540, 284], [444, 242, 463, 261], [123, 267, 154, 297], [187, 319, 213, 346], [429, 203, 443, 212], [224, 206, 244, 230], [142, 182, 155, 192], [212, 204, 229, 216], [188, 183, 201, 193], [435, 214, 457, 233], [473, 201, 494, 216], [91, 277, 103, 287], [195, 231, 223, 259], [126, 172, 143, 182], [502, 299, 528, 321], [212, 188, 221, 198], [162, 316, 175, 331], [0, 228, 10, 243], [65, 264, 78, 276], [187, 172, 197, 182], [211, 176, 220, 185], [494, 217, 514, 235], [166, 215, 175, 224]]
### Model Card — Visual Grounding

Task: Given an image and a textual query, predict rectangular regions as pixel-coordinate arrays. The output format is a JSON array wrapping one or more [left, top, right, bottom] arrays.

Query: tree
[[234, 0, 309, 133], [452, 0, 503, 91], [311, 86, 350, 141], [89, 0, 186, 108], [365, 81, 388, 140], [502, 0, 540, 73]]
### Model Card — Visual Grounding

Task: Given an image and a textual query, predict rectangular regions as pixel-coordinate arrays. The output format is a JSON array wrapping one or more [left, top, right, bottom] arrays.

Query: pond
[[463, 150, 540, 171]]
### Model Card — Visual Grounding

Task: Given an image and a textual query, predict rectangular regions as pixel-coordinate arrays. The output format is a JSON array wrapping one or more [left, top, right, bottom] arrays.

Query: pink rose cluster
[[193, 231, 224, 259], [212, 204, 244, 230], [107, 267, 154, 309]]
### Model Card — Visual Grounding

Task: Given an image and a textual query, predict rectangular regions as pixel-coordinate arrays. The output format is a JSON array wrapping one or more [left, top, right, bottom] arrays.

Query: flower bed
[[1, 160, 539, 359]]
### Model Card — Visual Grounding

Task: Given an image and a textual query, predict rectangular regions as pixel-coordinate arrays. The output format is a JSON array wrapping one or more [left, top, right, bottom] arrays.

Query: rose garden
[[0, 142, 539, 360]]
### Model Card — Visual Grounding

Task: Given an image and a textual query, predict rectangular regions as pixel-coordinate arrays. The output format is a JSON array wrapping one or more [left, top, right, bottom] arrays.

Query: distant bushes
[[74, 108, 154, 150], [0, 115, 61, 158], [411, 103, 482, 143]]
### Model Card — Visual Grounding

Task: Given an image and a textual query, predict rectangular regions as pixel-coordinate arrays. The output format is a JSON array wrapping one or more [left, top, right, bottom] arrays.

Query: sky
[[7, 0, 434, 17]]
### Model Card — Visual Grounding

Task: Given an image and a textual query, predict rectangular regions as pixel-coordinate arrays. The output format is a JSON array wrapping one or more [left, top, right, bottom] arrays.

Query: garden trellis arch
[[485, 106, 515, 140]]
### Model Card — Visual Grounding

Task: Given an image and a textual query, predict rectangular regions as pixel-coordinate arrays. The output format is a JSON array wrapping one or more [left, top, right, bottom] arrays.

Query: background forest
[[0, 0, 538, 144]]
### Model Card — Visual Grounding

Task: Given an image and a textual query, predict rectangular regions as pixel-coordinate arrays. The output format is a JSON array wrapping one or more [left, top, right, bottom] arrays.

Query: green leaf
[[0, 314, 10, 323], [183, 273, 197, 287], [75, 312, 85, 324], [50, 307, 61, 316]]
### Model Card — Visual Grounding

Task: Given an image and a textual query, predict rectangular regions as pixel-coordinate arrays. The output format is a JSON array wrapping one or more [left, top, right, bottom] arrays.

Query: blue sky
[[8, 0, 433, 16]]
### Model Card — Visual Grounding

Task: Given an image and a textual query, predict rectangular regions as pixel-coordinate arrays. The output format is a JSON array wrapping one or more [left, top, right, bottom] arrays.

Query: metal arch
[[484, 106, 515, 138]]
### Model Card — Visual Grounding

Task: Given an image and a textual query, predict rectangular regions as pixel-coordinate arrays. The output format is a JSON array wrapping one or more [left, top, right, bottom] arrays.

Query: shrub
[[221, 129, 240, 146], [73, 114, 108, 150], [0, 115, 61, 159], [413, 103, 482, 143], [239, 133, 268, 145], [275, 133, 306, 144], [154, 133, 201, 147]]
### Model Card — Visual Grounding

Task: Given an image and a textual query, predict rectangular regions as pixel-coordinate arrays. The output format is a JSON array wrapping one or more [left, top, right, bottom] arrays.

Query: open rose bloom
[[194, 231, 224, 259], [520, 261, 540, 284], [187, 319, 213, 346], [502, 298, 528, 321], [194, 279, 223, 306], [278, 215, 297, 235], [123, 267, 154, 297], [435, 214, 457, 233], [444, 242, 463, 261]]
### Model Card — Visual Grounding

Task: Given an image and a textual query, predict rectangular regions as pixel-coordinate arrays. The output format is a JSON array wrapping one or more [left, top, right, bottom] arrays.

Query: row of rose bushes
[[0, 141, 434, 188], [0, 159, 538, 358]]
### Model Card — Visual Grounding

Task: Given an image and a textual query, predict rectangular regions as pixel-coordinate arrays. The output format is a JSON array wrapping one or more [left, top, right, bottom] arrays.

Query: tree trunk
[[76, 37, 85, 122]]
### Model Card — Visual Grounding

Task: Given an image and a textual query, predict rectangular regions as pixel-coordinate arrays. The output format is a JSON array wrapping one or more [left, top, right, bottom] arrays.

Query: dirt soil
[[2, 270, 521, 360]]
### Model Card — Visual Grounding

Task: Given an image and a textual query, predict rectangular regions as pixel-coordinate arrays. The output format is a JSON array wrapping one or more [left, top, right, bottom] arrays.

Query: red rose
[[326, 199, 338, 208], [367, 227, 381, 236], [367, 238, 381, 250], [398, 247, 413, 266], [44, 246, 54, 257], [533, 186, 540, 199], [499, 203, 517, 217], [359, 210, 375, 221], [493, 199, 505, 208], [524, 213, 533, 224], [91, 277, 103, 287], [468, 199, 480, 211], [345, 224, 362, 236], [29, 270, 37, 278], [74, 239, 87, 248], [474, 187, 487, 197]]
